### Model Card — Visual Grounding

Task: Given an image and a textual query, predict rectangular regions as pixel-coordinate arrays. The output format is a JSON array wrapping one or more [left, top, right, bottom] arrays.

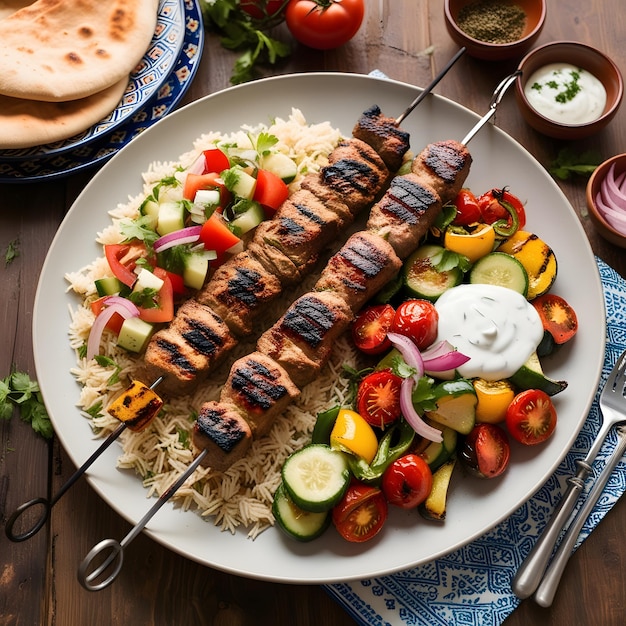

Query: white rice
[[65, 109, 358, 539]]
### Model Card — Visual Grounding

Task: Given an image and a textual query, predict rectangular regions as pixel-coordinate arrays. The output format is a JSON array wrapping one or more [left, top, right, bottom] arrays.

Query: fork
[[512, 348, 626, 599]]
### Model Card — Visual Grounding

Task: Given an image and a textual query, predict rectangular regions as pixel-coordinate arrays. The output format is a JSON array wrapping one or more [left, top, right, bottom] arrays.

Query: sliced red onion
[[422, 340, 470, 372], [100, 296, 140, 317], [87, 302, 139, 360], [187, 153, 206, 175], [595, 191, 626, 235], [387, 332, 424, 378], [400, 377, 443, 443], [153, 226, 202, 253], [603, 163, 626, 205]]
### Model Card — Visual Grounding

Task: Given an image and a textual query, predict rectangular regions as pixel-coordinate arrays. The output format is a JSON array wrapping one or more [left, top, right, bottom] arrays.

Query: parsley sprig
[[202, 0, 291, 84], [0, 372, 53, 439]]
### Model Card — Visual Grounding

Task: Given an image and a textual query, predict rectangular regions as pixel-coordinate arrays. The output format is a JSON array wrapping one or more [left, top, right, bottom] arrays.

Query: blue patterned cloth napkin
[[326, 258, 626, 626]]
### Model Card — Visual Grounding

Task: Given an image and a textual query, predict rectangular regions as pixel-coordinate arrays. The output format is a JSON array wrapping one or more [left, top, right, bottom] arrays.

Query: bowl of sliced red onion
[[586, 153, 626, 248]]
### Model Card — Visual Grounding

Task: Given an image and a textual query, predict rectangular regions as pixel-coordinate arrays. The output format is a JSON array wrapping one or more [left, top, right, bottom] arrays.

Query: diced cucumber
[[403, 244, 463, 301], [132, 268, 164, 293], [509, 351, 568, 396], [426, 379, 477, 435], [183, 252, 210, 290], [230, 168, 257, 200], [117, 317, 154, 353], [281, 444, 350, 512], [417, 421, 458, 471], [194, 188, 221, 207], [139, 198, 160, 230], [229, 201, 265, 235], [469, 251, 529, 296], [157, 201, 185, 235], [272, 482, 330, 542], [262, 152, 298, 183], [94, 276, 123, 297]]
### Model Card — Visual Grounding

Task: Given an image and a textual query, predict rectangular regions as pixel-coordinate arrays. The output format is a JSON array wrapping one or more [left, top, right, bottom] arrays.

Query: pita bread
[[0, 0, 158, 102], [0, 76, 128, 149], [0, 0, 34, 20]]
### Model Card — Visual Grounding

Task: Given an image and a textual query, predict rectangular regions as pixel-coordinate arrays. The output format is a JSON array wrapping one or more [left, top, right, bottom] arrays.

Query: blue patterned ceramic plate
[[32, 72, 605, 582], [0, 0, 203, 183], [0, 0, 184, 161]]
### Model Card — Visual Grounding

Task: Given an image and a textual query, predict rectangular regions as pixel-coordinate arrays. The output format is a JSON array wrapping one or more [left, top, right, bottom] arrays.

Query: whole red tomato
[[381, 454, 433, 509], [452, 188, 482, 226], [391, 299, 438, 350], [285, 0, 365, 50], [240, 0, 287, 20], [477, 188, 526, 231]]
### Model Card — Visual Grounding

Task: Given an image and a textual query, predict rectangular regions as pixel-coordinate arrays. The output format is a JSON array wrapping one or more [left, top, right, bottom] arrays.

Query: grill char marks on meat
[[193, 401, 252, 471], [352, 104, 411, 172], [321, 138, 390, 214], [314, 230, 402, 314], [195, 249, 282, 337], [252, 188, 346, 269], [256, 291, 353, 388], [411, 139, 472, 204], [143, 300, 237, 396], [299, 173, 353, 226], [220, 352, 300, 437], [367, 173, 442, 259]]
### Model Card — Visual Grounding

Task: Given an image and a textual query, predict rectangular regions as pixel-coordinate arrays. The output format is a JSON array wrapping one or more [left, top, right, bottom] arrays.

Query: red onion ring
[[153, 226, 203, 253], [386, 332, 424, 378], [87, 301, 139, 360], [399, 377, 443, 443]]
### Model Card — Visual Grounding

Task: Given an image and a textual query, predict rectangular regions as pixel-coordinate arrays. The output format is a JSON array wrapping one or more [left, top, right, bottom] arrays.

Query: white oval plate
[[33, 73, 605, 583]]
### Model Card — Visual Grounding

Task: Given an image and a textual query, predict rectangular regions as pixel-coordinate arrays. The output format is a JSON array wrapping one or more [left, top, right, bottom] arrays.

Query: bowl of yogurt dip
[[515, 41, 623, 139]]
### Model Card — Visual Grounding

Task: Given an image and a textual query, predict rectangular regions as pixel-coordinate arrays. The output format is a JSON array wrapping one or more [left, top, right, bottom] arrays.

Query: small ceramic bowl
[[444, 0, 546, 61], [586, 153, 626, 248], [515, 41, 624, 139]]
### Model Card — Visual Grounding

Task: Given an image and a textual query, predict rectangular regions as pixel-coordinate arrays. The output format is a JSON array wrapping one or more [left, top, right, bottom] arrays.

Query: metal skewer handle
[[78, 449, 206, 591], [534, 425, 626, 607]]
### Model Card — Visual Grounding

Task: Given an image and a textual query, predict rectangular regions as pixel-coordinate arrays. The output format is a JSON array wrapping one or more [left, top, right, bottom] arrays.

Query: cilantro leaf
[[5, 239, 19, 266], [549, 148, 602, 180], [0, 371, 52, 439]]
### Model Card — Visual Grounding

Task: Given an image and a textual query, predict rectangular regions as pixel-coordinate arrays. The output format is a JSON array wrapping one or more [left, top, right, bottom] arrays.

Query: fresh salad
[[272, 186, 579, 544], [85, 131, 298, 360]]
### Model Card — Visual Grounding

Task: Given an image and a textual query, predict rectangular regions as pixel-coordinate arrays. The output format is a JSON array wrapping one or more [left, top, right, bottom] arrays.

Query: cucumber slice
[[262, 152, 298, 183], [117, 317, 154, 353], [403, 244, 463, 301], [229, 168, 257, 200], [509, 351, 568, 396], [94, 276, 123, 297], [281, 444, 350, 512], [229, 201, 265, 235], [469, 252, 529, 296], [157, 201, 185, 235], [183, 252, 210, 290], [272, 482, 330, 542]]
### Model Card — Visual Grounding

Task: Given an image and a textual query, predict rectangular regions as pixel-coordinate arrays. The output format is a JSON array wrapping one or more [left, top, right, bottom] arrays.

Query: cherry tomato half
[[460, 423, 510, 478], [351, 304, 395, 355], [285, 0, 365, 50], [477, 188, 527, 231], [531, 293, 578, 345], [356, 370, 403, 429], [332, 481, 388, 543], [452, 188, 482, 226], [381, 454, 433, 509], [391, 299, 438, 350], [506, 389, 557, 446]]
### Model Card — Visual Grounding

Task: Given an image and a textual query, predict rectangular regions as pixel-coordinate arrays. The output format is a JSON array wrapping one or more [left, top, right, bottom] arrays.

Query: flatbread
[[0, 0, 158, 102], [0, 0, 34, 20], [0, 76, 128, 149]]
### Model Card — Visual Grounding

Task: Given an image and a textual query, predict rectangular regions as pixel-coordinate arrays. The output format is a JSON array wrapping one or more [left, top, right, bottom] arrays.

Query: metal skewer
[[77, 449, 207, 591], [395, 47, 466, 124], [4, 377, 164, 543]]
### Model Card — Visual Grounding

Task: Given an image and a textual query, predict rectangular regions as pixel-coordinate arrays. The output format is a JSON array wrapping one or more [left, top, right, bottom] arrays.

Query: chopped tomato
[[331, 481, 388, 543], [164, 270, 186, 296], [506, 389, 557, 446], [202, 148, 230, 174], [391, 299, 439, 350], [351, 304, 395, 355], [104, 243, 150, 288], [183, 172, 231, 208], [253, 169, 289, 214], [452, 189, 482, 226], [531, 293, 578, 344], [199, 212, 241, 264], [381, 454, 433, 509], [356, 370, 403, 429], [460, 423, 510, 478], [90, 297, 125, 334], [477, 188, 526, 232], [136, 267, 174, 323]]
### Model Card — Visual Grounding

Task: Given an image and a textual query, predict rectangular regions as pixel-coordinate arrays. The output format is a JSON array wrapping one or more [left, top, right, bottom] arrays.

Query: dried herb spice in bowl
[[444, 0, 546, 61]]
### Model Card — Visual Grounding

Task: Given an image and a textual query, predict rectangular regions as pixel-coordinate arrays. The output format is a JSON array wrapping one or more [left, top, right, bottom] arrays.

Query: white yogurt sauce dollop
[[434, 284, 544, 380], [524, 63, 607, 125]]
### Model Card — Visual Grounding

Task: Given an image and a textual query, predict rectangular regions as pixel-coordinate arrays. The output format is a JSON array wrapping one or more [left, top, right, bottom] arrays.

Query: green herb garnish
[[0, 372, 52, 439]]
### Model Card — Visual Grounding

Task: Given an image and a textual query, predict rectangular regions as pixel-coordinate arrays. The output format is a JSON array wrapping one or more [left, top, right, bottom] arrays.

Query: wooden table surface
[[2, 1, 625, 624]]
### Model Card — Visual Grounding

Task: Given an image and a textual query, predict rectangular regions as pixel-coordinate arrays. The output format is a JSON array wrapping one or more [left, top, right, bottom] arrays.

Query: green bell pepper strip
[[348, 418, 416, 484], [492, 195, 520, 237], [311, 405, 340, 445]]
